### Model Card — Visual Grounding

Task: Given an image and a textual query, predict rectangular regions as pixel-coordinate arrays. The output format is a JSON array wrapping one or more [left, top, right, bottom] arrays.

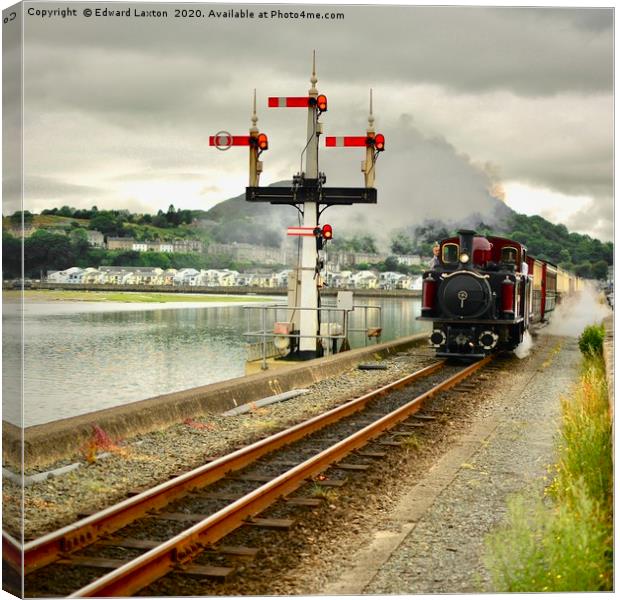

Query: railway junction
[[3, 320, 609, 596]]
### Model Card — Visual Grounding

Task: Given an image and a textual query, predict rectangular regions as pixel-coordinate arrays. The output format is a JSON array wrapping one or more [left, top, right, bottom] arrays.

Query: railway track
[[7, 356, 492, 597]]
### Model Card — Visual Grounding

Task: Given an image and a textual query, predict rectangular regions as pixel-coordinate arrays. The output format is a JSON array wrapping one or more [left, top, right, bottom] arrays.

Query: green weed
[[578, 324, 605, 356], [484, 337, 612, 592], [485, 483, 612, 591], [401, 433, 424, 451], [308, 483, 339, 502]]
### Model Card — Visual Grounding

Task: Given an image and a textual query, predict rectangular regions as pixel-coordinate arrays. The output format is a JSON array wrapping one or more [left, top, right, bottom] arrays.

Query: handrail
[[243, 302, 382, 368]]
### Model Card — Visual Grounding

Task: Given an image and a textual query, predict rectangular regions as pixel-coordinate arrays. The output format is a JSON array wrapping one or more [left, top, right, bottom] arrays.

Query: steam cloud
[[514, 330, 534, 359], [543, 282, 612, 337], [319, 116, 511, 250], [516, 282, 609, 358]]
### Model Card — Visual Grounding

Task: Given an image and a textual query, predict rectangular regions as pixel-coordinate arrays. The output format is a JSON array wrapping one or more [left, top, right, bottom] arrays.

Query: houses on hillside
[[207, 242, 287, 265], [106, 237, 204, 253], [46, 266, 423, 290]]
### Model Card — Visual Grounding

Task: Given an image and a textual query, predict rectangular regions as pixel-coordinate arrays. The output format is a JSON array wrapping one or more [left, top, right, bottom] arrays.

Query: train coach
[[417, 229, 580, 359]]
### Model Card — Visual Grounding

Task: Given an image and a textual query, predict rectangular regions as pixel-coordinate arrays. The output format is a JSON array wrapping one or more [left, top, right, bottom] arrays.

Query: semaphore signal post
[[211, 53, 385, 360]]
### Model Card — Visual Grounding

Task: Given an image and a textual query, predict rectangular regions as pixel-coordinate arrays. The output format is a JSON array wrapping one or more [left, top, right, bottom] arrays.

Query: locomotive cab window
[[442, 243, 459, 265], [501, 246, 518, 264]]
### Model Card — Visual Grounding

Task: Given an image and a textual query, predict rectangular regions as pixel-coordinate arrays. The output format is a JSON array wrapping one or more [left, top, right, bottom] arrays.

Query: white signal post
[[243, 54, 383, 361], [298, 52, 321, 355]]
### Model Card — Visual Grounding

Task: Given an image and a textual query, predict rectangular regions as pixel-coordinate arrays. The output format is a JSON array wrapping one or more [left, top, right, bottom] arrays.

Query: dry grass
[[485, 345, 612, 592]]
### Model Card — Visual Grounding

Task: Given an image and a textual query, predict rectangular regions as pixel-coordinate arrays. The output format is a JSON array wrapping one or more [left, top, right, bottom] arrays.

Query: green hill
[[3, 187, 613, 281], [398, 212, 611, 279]]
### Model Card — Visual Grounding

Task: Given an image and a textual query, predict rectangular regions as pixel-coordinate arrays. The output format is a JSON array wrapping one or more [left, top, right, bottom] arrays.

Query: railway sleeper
[[191, 490, 322, 507], [314, 478, 347, 487], [152, 512, 296, 531], [58, 555, 235, 581], [333, 463, 370, 471], [411, 413, 437, 421], [244, 517, 295, 529], [98, 537, 259, 562], [355, 450, 387, 458]]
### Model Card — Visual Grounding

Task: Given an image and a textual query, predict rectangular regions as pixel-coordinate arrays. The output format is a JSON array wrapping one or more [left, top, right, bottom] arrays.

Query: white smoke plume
[[316, 115, 511, 248], [514, 330, 534, 359], [543, 282, 611, 338], [515, 282, 609, 358]]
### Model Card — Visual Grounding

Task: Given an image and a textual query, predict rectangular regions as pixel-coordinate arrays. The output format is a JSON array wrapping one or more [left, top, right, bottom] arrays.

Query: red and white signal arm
[[325, 134, 386, 149], [268, 97, 311, 108], [287, 226, 317, 237], [209, 131, 252, 151], [325, 136, 367, 147]]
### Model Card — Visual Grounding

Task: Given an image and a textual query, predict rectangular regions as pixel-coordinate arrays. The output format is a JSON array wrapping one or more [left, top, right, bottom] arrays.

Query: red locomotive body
[[417, 229, 564, 358]]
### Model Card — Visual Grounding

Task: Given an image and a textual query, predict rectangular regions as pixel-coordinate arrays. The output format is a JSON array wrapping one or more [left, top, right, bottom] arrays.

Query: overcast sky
[[3, 2, 614, 242]]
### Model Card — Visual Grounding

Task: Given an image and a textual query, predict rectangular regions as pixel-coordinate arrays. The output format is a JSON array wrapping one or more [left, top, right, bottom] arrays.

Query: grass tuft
[[484, 328, 612, 592], [401, 433, 424, 451], [308, 483, 339, 502]]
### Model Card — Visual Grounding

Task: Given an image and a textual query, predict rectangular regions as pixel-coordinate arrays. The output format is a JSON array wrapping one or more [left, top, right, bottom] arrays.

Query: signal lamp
[[316, 94, 328, 112], [459, 253, 470, 264], [374, 133, 385, 151], [257, 133, 269, 151], [321, 224, 333, 240]]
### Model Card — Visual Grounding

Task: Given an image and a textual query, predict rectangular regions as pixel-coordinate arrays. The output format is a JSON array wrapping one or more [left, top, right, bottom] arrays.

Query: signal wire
[[299, 109, 318, 175]]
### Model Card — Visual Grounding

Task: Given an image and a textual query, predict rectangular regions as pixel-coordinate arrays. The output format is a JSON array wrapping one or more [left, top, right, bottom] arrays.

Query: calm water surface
[[3, 296, 427, 426]]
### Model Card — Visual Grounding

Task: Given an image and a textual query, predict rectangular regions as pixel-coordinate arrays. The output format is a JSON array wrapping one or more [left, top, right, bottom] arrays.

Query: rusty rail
[[13, 361, 444, 575], [70, 356, 491, 597], [3, 531, 22, 572]]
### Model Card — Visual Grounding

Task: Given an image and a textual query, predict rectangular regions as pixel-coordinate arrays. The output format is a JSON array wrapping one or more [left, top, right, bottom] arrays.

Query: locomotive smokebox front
[[438, 272, 492, 319]]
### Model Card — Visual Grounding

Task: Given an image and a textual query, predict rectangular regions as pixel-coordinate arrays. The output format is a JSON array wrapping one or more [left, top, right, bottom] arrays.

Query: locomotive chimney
[[458, 229, 475, 268]]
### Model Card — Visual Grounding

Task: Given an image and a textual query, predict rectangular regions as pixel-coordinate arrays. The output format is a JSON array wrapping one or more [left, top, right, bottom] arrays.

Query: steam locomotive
[[417, 230, 580, 358]]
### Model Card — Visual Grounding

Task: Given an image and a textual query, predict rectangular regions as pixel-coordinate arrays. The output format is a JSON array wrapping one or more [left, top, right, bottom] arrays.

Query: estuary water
[[3, 295, 427, 427]]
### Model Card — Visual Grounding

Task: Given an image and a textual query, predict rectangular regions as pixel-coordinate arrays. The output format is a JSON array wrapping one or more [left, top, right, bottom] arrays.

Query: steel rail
[[2, 531, 22, 573], [16, 360, 444, 574], [71, 356, 491, 597]]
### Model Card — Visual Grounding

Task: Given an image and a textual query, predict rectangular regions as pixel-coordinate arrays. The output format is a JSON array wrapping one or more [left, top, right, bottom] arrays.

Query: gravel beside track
[[353, 336, 578, 593], [11, 333, 580, 598], [306, 333, 579, 595], [5, 346, 437, 540]]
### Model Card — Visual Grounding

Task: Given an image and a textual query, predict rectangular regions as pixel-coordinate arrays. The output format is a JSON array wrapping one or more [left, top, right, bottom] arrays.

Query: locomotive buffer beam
[[417, 316, 524, 325], [246, 184, 377, 206]]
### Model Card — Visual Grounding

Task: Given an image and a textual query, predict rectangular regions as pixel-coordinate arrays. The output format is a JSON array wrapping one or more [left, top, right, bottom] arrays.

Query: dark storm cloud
[[23, 6, 612, 100], [16, 3, 613, 241]]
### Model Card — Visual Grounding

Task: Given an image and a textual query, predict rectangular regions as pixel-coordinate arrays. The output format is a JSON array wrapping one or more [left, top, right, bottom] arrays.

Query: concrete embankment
[[3, 333, 428, 470]]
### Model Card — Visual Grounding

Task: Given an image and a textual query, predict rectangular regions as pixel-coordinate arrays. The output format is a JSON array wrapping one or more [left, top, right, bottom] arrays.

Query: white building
[[351, 270, 378, 289], [396, 254, 421, 266], [47, 267, 84, 284], [173, 268, 201, 286], [86, 230, 105, 247]]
